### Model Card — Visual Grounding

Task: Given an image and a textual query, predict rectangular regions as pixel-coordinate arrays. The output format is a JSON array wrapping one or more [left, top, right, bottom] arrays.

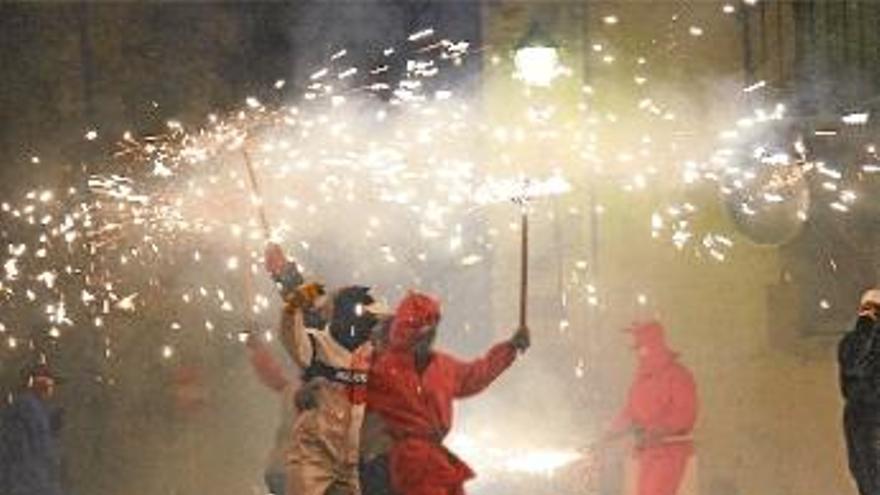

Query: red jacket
[[366, 292, 517, 494], [368, 344, 516, 491]]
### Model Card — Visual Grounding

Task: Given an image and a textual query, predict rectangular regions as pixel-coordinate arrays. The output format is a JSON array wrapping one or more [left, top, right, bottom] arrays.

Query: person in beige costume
[[278, 281, 388, 495]]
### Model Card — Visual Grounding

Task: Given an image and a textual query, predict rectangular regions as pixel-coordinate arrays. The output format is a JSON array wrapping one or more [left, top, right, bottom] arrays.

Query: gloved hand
[[264, 242, 287, 277], [284, 282, 326, 311], [510, 325, 531, 351], [633, 425, 669, 448], [294, 380, 322, 411]]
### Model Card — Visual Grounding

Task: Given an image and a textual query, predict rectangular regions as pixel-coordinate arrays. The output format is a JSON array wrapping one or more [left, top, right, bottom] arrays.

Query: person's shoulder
[[0, 397, 17, 418], [430, 350, 458, 367], [3, 392, 37, 418], [838, 327, 862, 348], [370, 348, 408, 370], [12, 391, 37, 407], [668, 360, 695, 381]]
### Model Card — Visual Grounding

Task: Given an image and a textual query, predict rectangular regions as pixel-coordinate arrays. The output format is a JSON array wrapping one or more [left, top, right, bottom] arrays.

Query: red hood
[[390, 291, 441, 350], [628, 320, 676, 372], [629, 320, 666, 350]]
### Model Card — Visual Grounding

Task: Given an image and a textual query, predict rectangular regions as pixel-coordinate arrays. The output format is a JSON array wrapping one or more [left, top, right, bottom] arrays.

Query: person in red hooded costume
[[602, 320, 697, 495], [367, 291, 530, 495]]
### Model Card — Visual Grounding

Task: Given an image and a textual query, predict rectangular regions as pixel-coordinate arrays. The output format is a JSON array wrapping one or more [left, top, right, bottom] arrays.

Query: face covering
[[329, 286, 378, 351], [856, 315, 878, 333]]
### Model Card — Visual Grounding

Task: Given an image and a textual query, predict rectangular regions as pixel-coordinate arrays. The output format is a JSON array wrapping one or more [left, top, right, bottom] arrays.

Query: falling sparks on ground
[[447, 432, 586, 477]]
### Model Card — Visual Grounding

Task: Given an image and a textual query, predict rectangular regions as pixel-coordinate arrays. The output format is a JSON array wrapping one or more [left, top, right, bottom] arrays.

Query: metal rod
[[241, 149, 271, 239], [519, 207, 528, 329]]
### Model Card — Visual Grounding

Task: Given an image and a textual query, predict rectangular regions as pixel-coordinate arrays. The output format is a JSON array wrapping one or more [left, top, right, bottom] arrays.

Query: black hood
[[329, 285, 378, 351]]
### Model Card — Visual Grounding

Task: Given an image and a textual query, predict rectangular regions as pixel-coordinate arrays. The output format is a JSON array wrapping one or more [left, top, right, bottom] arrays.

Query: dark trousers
[[265, 469, 286, 495], [845, 404, 880, 495], [360, 455, 394, 495]]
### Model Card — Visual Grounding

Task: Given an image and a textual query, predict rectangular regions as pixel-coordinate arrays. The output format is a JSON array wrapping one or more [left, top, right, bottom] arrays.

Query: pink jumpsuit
[[611, 322, 697, 495]]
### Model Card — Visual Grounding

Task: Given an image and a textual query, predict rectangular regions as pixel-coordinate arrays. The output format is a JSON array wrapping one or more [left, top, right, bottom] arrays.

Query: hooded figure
[[604, 321, 697, 495], [0, 364, 65, 495], [278, 281, 387, 495], [839, 289, 880, 495], [267, 242, 388, 495], [366, 291, 529, 495]]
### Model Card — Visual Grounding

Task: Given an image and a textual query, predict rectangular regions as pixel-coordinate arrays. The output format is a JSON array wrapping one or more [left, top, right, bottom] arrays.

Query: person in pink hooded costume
[[603, 320, 698, 495], [366, 291, 530, 495]]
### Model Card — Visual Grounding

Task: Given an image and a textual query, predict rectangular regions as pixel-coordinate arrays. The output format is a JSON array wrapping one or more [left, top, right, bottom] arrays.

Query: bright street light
[[513, 22, 560, 87]]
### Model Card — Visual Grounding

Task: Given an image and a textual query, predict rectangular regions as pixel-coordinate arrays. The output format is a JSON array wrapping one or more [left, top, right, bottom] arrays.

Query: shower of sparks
[[0, 11, 874, 397]]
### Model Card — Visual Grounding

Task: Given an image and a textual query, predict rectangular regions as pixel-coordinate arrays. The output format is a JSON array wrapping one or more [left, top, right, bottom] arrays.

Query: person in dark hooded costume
[[0, 363, 65, 495], [366, 291, 530, 495], [839, 289, 880, 495], [266, 243, 389, 495]]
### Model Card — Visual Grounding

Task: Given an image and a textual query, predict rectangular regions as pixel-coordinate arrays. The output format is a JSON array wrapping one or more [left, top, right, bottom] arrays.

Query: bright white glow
[[504, 449, 583, 475], [447, 433, 584, 477], [473, 175, 571, 205], [226, 257, 240, 271], [743, 80, 766, 93], [4, 259, 18, 280], [116, 293, 138, 311], [842, 112, 869, 125], [514, 46, 560, 87]]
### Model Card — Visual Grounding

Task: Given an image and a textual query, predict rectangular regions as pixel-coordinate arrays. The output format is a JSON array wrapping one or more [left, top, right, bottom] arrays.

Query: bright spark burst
[[0, 16, 871, 376]]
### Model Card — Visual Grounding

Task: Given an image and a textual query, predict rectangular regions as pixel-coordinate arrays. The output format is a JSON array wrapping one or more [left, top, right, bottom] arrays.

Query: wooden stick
[[519, 206, 528, 329], [241, 149, 271, 239]]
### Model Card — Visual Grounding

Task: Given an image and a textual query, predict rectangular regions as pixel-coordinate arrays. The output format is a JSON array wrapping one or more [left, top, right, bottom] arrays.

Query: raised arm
[[280, 304, 314, 369], [265, 242, 317, 369], [453, 326, 529, 398], [452, 341, 518, 399]]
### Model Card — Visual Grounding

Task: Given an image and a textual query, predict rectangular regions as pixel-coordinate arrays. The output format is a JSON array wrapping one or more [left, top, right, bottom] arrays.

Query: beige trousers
[[285, 396, 363, 495], [286, 452, 359, 495]]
